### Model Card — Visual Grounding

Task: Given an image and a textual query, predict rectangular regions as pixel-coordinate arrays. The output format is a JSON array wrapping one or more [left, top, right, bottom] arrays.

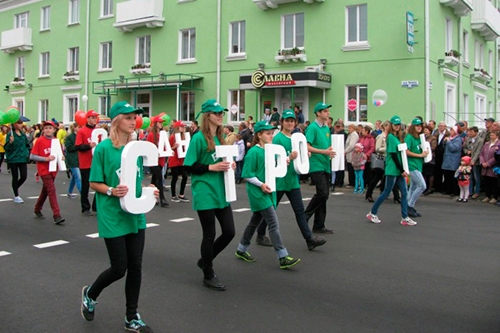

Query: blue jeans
[[354, 169, 364, 193], [407, 170, 426, 208], [469, 165, 481, 195], [238, 206, 288, 259], [68, 167, 82, 193], [370, 175, 408, 218]]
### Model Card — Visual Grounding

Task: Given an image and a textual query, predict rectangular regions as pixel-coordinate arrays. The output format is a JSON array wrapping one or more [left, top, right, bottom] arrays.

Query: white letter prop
[[91, 128, 108, 154], [265, 144, 287, 192], [174, 132, 191, 158], [419, 134, 432, 163], [158, 130, 173, 157], [291, 133, 309, 175], [215, 145, 238, 202], [49, 139, 67, 172], [120, 141, 158, 214], [331, 134, 345, 172], [398, 143, 410, 174]]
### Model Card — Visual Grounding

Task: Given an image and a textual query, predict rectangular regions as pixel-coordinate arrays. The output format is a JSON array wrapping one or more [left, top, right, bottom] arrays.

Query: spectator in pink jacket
[[358, 125, 375, 190]]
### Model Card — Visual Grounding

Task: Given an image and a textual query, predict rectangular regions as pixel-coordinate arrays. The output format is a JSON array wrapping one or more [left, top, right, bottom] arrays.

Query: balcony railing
[[471, 0, 500, 41], [253, 0, 324, 10], [114, 0, 165, 32], [439, 0, 473, 16], [0, 27, 32, 53]]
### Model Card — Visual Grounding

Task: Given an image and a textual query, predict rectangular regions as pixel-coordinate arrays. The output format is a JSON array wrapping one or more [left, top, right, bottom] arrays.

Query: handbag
[[370, 153, 385, 170]]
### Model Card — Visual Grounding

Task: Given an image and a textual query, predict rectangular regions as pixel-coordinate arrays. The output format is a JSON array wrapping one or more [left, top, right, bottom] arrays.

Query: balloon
[[0, 111, 5, 125], [162, 114, 171, 126], [75, 110, 87, 126], [135, 116, 143, 129], [5, 107, 20, 124], [372, 89, 388, 107], [141, 117, 151, 130]]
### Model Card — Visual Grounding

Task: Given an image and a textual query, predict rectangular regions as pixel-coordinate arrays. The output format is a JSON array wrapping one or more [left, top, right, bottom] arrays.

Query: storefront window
[[346, 85, 367, 122], [180, 91, 195, 121], [228, 90, 245, 123]]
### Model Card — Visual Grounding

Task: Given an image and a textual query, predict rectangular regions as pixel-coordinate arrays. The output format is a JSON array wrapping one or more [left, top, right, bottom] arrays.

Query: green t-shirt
[[273, 132, 300, 191], [405, 134, 423, 172], [385, 133, 403, 176], [89, 139, 146, 238], [242, 145, 276, 212], [183, 132, 229, 210], [305, 121, 331, 173]]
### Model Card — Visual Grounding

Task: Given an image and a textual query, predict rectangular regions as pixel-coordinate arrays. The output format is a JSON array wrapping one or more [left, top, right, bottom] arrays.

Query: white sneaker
[[14, 196, 24, 204], [401, 217, 417, 226], [366, 211, 381, 224]]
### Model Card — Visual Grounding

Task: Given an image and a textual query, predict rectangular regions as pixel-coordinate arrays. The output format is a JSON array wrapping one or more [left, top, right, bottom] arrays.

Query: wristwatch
[[106, 187, 113, 196]]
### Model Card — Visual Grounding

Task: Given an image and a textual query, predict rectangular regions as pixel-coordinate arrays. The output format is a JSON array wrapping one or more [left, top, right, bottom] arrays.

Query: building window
[[100, 42, 112, 70], [444, 83, 456, 126], [64, 95, 79, 123], [180, 91, 195, 121], [282, 13, 304, 49], [445, 18, 453, 52], [13, 98, 25, 116], [229, 21, 246, 55], [228, 90, 246, 123], [39, 99, 49, 121], [99, 96, 110, 116], [136, 36, 151, 65], [346, 85, 367, 122], [39, 52, 50, 77], [16, 57, 25, 79], [101, 0, 113, 17], [15, 12, 29, 28], [474, 40, 484, 69], [474, 94, 486, 123], [463, 93, 469, 123], [68, 47, 79, 72], [179, 28, 196, 61], [134, 92, 151, 116], [68, 0, 80, 24], [346, 5, 367, 44], [40, 6, 50, 31], [462, 30, 469, 64]]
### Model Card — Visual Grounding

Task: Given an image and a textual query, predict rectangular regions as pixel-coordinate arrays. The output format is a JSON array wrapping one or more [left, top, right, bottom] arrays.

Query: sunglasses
[[211, 112, 224, 117]]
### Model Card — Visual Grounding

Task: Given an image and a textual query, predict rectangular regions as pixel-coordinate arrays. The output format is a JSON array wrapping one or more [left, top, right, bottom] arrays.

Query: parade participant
[[76, 109, 99, 216], [81, 101, 156, 333], [455, 156, 472, 202], [147, 115, 168, 207], [351, 143, 367, 194], [0, 125, 7, 172], [235, 120, 301, 269], [65, 123, 81, 198], [5, 119, 30, 203], [184, 99, 235, 291], [405, 118, 429, 217], [304, 102, 336, 234], [169, 121, 189, 203], [366, 116, 416, 226], [30, 120, 65, 224]]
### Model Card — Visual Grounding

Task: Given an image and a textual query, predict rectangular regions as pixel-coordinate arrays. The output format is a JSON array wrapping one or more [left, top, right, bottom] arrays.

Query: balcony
[[439, 0, 473, 16], [114, 0, 165, 32], [471, 0, 500, 41], [253, 0, 323, 10], [0, 27, 32, 53], [470, 68, 492, 83]]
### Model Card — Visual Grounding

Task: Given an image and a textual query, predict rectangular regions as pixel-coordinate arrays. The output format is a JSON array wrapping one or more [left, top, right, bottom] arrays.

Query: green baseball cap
[[109, 101, 144, 119], [195, 99, 228, 119], [411, 118, 423, 126], [254, 120, 277, 133], [314, 102, 332, 113], [390, 115, 402, 125], [281, 109, 296, 119]]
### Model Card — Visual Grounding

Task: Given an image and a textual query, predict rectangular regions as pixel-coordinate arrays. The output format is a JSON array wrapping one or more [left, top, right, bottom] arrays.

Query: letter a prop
[[419, 134, 432, 163], [215, 145, 238, 202], [265, 144, 287, 192], [91, 128, 108, 154], [49, 139, 67, 172], [158, 130, 173, 157], [291, 133, 309, 175], [175, 132, 191, 158], [331, 134, 345, 171], [398, 143, 410, 174], [120, 141, 158, 214]]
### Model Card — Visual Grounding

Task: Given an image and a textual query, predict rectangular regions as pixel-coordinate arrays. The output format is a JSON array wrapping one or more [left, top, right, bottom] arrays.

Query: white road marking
[[27, 196, 39, 199], [0, 199, 13, 202], [34, 240, 69, 249], [302, 197, 311, 201], [146, 223, 159, 228], [86, 233, 99, 238], [280, 201, 290, 204], [170, 217, 194, 223], [233, 208, 251, 212], [331, 192, 344, 196], [0, 251, 12, 257]]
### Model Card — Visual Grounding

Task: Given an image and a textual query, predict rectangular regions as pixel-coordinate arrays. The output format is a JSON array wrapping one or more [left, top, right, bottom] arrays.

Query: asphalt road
[[0, 165, 499, 333]]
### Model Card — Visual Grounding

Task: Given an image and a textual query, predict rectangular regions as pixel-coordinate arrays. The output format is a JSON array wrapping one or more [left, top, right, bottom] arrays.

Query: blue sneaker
[[81, 285, 98, 321], [125, 313, 154, 333]]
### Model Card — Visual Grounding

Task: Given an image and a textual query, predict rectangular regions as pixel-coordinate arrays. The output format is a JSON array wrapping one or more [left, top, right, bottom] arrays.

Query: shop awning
[[239, 69, 332, 90]]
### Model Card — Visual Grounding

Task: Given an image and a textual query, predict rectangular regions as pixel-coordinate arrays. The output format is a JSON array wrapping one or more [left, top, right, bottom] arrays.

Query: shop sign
[[251, 70, 296, 88]]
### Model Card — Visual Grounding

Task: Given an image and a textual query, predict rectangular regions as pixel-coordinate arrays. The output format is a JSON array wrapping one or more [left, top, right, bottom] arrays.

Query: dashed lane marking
[[331, 192, 344, 196], [0, 199, 13, 202], [280, 201, 290, 204], [233, 208, 251, 212], [34, 240, 69, 249], [170, 217, 194, 223], [146, 223, 159, 228], [27, 196, 39, 199], [0, 251, 11, 257], [303, 197, 311, 201], [86, 233, 99, 239]]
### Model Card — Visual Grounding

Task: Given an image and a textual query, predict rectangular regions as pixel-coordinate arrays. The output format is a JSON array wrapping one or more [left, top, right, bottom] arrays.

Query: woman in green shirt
[[366, 116, 417, 226], [184, 99, 236, 292]]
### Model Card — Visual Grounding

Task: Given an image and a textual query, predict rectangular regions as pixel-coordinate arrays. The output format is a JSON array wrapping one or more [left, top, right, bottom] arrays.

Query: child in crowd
[[455, 156, 472, 202], [351, 143, 367, 194], [234, 133, 245, 184]]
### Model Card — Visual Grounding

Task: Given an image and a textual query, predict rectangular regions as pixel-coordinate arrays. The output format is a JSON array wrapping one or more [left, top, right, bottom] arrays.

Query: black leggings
[[197, 206, 235, 278], [88, 229, 145, 321], [170, 166, 188, 197], [150, 165, 165, 201], [0, 152, 4, 170], [9, 162, 27, 197]]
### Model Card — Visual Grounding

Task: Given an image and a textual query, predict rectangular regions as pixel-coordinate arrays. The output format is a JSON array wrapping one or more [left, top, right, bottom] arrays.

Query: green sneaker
[[279, 256, 301, 269], [235, 250, 256, 262], [81, 285, 98, 321], [125, 313, 154, 333]]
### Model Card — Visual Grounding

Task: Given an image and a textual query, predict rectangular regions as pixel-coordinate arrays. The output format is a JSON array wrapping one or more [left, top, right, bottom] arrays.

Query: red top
[[358, 134, 375, 161], [75, 125, 95, 169], [168, 134, 184, 168], [146, 132, 166, 167], [31, 135, 58, 177]]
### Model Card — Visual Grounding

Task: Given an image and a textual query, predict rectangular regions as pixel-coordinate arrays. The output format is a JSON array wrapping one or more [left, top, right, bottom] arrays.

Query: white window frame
[[40, 6, 50, 31], [98, 96, 111, 116], [63, 94, 79, 123], [99, 42, 112, 71], [39, 99, 49, 122], [345, 84, 368, 123], [445, 18, 453, 52], [101, 0, 113, 18], [16, 57, 25, 79], [463, 93, 469, 123], [281, 13, 304, 50], [68, 47, 79, 73], [474, 93, 486, 123], [136, 36, 151, 65], [462, 30, 469, 65], [474, 40, 484, 69], [39, 52, 50, 77], [180, 91, 195, 121], [178, 28, 196, 62], [15, 12, 29, 28], [68, 0, 80, 25], [12, 97, 25, 116], [227, 90, 246, 124], [229, 21, 246, 56], [343, 4, 369, 51], [444, 82, 456, 126]]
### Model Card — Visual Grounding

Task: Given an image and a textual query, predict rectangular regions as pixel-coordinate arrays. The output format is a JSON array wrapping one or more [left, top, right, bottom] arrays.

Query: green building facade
[[0, 0, 499, 127]]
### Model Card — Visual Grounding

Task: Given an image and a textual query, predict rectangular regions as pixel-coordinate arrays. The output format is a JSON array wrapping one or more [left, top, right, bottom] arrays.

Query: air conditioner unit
[[305, 65, 321, 71]]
